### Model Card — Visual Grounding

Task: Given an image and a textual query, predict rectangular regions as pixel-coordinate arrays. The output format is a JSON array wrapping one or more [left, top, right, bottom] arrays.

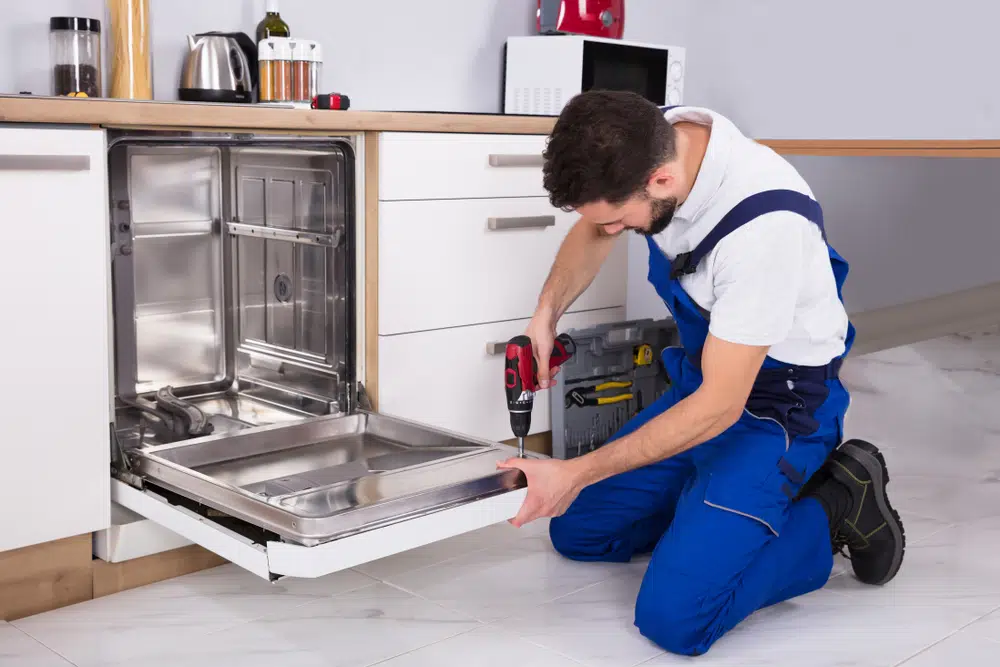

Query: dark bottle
[[256, 1, 290, 45]]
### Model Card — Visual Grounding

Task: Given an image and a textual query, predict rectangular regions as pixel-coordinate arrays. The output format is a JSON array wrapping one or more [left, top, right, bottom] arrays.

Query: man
[[497, 91, 905, 657]]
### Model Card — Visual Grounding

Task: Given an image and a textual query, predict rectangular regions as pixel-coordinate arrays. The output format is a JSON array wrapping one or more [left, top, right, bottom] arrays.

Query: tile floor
[[5, 329, 1000, 666]]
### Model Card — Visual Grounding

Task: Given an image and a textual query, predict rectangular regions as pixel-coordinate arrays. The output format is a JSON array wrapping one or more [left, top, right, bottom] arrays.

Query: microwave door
[[582, 41, 668, 106]]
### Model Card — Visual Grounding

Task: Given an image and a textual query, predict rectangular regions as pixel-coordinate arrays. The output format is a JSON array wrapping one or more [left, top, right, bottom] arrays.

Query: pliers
[[565, 381, 634, 409]]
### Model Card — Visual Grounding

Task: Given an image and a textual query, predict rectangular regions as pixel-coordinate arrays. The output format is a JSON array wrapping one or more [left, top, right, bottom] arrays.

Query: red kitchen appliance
[[537, 0, 624, 39]]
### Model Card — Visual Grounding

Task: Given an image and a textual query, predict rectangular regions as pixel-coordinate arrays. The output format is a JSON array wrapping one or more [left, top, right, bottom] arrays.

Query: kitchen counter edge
[[0, 97, 557, 135]]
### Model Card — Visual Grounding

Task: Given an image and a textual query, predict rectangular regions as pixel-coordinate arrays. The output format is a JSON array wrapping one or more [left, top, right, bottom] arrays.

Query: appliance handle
[[486, 341, 507, 356], [488, 154, 544, 168], [0, 155, 91, 171], [487, 215, 555, 231]]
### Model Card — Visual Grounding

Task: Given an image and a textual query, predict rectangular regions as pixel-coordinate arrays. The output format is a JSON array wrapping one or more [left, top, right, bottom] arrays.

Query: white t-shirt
[[652, 107, 849, 367]]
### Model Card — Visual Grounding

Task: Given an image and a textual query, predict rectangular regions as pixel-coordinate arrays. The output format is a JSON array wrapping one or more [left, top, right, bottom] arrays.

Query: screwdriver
[[504, 333, 576, 457]]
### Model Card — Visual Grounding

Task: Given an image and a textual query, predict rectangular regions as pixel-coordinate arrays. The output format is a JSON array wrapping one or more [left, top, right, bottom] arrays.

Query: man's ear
[[646, 164, 674, 197]]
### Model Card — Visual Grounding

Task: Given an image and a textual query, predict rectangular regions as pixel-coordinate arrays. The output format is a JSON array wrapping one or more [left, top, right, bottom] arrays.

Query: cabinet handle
[[488, 154, 544, 167], [488, 215, 555, 231], [486, 341, 508, 356], [0, 155, 91, 171]]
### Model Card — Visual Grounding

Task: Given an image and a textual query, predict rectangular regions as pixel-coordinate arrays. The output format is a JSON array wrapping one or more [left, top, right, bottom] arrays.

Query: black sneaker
[[827, 439, 906, 586]]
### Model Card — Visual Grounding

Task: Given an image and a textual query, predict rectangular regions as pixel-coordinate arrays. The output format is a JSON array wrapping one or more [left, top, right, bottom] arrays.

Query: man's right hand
[[525, 312, 559, 389]]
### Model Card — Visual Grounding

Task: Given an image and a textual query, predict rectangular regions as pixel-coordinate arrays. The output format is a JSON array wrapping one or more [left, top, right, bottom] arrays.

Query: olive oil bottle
[[256, 0, 290, 44]]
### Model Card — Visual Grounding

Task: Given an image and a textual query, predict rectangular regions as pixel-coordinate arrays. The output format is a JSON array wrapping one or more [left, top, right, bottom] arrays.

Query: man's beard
[[636, 197, 678, 237]]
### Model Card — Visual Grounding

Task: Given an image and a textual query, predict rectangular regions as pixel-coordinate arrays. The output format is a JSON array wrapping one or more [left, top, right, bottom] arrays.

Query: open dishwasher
[[106, 131, 527, 580]]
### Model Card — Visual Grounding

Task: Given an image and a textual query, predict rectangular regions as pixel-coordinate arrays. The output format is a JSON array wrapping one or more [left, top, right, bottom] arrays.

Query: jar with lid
[[258, 37, 293, 103], [49, 17, 102, 97], [290, 40, 322, 105]]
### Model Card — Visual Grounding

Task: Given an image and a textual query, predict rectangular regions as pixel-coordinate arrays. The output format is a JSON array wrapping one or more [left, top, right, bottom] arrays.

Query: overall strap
[[669, 189, 826, 280]]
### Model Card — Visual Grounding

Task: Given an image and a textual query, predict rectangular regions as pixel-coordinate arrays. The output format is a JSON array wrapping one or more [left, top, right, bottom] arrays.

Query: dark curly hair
[[542, 90, 677, 210]]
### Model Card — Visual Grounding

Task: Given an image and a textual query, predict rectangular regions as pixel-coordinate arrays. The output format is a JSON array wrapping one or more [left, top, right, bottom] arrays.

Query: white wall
[[678, 0, 1000, 140], [2, 0, 691, 112]]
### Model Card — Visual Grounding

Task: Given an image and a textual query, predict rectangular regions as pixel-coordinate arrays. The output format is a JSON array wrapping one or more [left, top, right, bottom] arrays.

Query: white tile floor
[[6, 330, 1000, 667]]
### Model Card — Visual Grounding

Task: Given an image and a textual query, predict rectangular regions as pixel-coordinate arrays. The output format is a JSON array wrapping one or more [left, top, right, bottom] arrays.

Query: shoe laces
[[831, 530, 850, 558]]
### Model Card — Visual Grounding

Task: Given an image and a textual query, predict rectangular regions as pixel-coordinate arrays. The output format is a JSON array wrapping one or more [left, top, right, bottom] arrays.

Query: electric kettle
[[179, 32, 258, 103]]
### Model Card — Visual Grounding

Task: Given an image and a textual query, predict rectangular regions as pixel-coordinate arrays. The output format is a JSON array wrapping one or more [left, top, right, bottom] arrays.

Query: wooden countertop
[[3, 97, 1000, 156], [0, 96, 557, 135]]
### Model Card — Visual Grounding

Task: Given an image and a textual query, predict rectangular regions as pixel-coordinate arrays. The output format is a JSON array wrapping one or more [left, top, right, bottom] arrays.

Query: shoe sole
[[838, 439, 906, 586]]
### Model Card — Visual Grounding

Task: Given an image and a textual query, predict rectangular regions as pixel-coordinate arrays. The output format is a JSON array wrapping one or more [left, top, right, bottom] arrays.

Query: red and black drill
[[504, 333, 576, 457]]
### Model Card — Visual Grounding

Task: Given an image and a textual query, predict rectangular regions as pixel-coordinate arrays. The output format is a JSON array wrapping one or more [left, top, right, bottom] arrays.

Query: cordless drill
[[504, 333, 576, 457]]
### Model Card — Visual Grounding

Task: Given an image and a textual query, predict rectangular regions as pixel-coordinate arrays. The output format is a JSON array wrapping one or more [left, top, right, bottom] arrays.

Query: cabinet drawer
[[378, 132, 548, 201], [378, 307, 626, 442], [379, 197, 627, 335]]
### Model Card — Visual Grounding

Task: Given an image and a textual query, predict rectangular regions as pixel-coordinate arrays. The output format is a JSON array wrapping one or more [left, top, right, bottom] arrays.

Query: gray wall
[[1, 0, 690, 111], [679, 0, 1000, 140]]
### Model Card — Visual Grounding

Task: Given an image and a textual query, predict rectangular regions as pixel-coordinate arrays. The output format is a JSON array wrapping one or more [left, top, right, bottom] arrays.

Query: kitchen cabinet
[[0, 126, 111, 552], [378, 197, 627, 335]]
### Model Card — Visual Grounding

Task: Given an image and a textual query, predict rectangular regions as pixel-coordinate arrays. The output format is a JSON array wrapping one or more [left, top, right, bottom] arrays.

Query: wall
[[678, 0, 1000, 140], [2, 0, 690, 112]]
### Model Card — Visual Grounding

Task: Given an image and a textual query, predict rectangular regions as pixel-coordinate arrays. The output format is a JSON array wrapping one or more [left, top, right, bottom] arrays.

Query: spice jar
[[49, 17, 102, 97], [291, 40, 322, 104], [258, 37, 292, 103]]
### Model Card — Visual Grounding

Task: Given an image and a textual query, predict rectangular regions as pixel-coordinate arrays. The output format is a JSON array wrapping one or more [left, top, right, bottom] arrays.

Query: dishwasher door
[[107, 132, 530, 581], [114, 409, 528, 581]]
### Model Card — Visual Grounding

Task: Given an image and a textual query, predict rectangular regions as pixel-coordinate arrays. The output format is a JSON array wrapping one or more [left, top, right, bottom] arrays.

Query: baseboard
[[0, 534, 93, 621], [850, 281, 1000, 356], [92, 544, 227, 599]]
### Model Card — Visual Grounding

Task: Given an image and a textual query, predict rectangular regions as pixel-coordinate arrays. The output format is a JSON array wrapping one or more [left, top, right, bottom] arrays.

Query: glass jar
[[49, 17, 102, 97], [291, 40, 322, 104], [258, 37, 292, 103]]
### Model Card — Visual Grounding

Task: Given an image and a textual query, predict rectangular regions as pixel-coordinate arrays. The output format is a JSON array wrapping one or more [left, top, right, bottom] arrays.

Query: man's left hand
[[496, 457, 585, 528]]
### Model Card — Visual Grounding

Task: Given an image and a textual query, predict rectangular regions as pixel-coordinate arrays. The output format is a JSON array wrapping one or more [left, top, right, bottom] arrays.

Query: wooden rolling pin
[[108, 0, 152, 99]]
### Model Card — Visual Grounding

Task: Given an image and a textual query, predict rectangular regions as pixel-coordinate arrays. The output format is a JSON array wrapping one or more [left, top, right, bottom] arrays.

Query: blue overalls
[[548, 189, 856, 656]]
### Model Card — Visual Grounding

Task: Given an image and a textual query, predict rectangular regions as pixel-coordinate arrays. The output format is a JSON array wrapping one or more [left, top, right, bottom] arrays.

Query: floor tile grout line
[[8, 624, 81, 667], [363, 623, 488, 667], [176, 576, 389, 641], [892, 602, 1000, 666], [476, 619, 595, 666]]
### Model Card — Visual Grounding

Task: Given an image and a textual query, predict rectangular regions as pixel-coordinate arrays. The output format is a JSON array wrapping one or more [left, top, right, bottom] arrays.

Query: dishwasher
[[106, 131, 527, 580]]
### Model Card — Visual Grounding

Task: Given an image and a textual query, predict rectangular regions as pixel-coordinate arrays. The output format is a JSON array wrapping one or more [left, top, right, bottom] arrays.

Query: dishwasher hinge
[[110, 422, 145, 488], [351, 382, 373, 413]]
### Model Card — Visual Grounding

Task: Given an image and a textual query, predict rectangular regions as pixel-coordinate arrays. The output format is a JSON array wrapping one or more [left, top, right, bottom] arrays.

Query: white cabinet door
[[0, 126, 111, 551], [378, 307, 626, 442], [378, 132, 548, 201], [379, 197, 628, 335]]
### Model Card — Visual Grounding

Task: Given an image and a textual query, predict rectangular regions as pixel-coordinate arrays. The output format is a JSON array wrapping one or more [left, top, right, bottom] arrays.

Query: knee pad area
[[548, 515, 632, 563], [633, 570, 723, 657]]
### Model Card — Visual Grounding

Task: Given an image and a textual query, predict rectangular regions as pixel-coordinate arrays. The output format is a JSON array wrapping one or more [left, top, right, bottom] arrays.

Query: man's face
[[575, 166, 680, 237], [577, 192, 679, 238]]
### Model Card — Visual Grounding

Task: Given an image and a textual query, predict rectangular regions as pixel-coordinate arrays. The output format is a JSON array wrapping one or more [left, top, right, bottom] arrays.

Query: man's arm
[[497, 333, 769, 527], [534, 218, 619, 325], [527, 218, 619, 387], [572, 333, 768, 486]]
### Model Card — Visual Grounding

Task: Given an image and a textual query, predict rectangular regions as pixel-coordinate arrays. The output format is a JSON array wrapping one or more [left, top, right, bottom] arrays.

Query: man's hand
[[524, 313, 559, 389], [497, 457, 584, 527]]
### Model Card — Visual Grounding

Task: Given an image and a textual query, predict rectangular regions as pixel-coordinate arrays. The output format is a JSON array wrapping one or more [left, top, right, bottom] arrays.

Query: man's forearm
[[536, 219, 617, 322], [573, 389, 742, 487]]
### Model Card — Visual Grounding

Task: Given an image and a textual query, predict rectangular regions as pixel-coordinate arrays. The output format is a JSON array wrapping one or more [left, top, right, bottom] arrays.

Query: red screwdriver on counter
[[504, 333, 576, 457]]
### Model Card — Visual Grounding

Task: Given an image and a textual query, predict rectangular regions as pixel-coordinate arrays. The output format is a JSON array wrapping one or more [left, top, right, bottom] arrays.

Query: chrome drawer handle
[[488, 215, 555, 231], [486, 341, 508, 356], [488, 154, 544, 167], [0, 154, 91, 171]]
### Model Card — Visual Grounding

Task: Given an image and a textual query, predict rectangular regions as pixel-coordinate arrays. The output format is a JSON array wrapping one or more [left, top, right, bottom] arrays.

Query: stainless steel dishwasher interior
[[108, 133, 522, 548]]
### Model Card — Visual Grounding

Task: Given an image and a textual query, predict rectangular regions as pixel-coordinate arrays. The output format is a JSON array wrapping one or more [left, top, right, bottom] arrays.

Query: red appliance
[[537, 0, 625, 39]]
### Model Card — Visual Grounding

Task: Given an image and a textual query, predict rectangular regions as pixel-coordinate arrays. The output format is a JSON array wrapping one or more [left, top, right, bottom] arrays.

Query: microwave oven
[[503, 35, 685, 116]]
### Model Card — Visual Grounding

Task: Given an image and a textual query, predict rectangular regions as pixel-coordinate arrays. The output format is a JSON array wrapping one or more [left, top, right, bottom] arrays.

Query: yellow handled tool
[[566, 380, 634, 408]]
